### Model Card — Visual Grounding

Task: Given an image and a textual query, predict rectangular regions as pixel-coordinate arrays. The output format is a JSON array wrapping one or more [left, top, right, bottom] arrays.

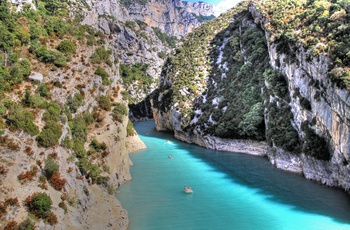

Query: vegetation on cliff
[[253, 0, 350, 89], [153, 0, 341, 161], [0, 0, 134, 228]]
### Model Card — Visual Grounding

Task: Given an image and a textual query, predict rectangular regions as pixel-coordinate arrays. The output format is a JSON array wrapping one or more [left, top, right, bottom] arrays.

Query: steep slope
[[152, 0, 350, 191], [81, 0, 219, 113], [0, 0, 147, 229]]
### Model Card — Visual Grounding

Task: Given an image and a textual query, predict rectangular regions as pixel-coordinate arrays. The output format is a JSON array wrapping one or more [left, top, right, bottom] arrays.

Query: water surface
[[117, 121, 350, 230]]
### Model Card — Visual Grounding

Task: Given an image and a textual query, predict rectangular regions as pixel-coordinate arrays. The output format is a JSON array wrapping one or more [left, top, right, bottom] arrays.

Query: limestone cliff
[[152, 0, 350, 191], [82, 0, 219, 107], [121, 0, 219, 37]]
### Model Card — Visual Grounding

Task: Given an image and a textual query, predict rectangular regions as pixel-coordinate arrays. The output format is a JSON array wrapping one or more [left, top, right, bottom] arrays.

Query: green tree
[[27, 193, 52, 217], [56, 40, 76, 54]]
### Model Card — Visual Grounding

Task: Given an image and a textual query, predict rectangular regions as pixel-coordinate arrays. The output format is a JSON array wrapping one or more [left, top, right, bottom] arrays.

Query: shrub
[[22, 91, 46, 109], [4, 198, 19, 206], [94, 67, 111, 85], [18, 218, 35, 230], [69, 117, 87, 142], [35, 46, 67, 67], [36, 120, 62, 147], [43, 102, 61, 122], [72, 140, 86, 158], [67, 93, 84, 113], [49, 172, 67, 191], [56, 40, 76, 54], [25, 192, 52, 218], [90, 139, 107, 152], [112, 103, 128, 123], [78, 157, 101, 183], [98, 95, 111, 111], [18, 166, 38, 182], [37, 83, 51, 98], [90, 47, 111, 64], [94, 67, 109, 78], [7, 104, 39, 136], [4, 220, 17, 230], [59, 201, 68, 213], [44, 156, 59, 179], [127, 120, 136, 137], [45, 211, 58, 225], [301, 122, 330, 160]]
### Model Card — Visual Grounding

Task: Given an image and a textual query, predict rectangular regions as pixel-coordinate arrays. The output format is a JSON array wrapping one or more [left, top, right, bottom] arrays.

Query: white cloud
[[216, 0, 240, 13]]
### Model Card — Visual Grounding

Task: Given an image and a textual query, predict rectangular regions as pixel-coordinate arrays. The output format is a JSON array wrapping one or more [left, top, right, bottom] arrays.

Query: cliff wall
[[152, 1, 350, 191]]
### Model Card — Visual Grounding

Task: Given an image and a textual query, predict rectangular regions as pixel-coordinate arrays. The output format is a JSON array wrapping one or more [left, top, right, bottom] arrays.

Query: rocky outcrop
[[83, 0, 218, 37], [124, 0, 219, 37]]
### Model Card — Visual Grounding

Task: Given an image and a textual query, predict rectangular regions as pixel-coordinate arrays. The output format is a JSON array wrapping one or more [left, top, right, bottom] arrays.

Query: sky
[[185, 0, 242, 12]]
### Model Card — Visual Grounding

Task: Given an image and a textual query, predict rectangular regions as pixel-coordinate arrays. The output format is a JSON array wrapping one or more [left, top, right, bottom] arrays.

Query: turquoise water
[[117, 121, 350, 230]]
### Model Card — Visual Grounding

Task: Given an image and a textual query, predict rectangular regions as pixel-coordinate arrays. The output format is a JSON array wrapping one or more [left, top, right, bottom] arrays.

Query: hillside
[[0, 0, 219, 228], [0, 0, 147, 229], [152, 0, 350, 191]]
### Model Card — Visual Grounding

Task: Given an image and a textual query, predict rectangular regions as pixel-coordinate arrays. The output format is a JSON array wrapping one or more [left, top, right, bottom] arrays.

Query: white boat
[[184, 186, 193, 194]]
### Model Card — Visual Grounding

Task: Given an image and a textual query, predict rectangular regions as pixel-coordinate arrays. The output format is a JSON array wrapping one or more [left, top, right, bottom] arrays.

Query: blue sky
[[185, 0, 242, 12]]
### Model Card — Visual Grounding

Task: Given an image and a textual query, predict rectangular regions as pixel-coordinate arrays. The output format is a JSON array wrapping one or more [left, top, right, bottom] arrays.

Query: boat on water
[[184, 186, 193, 194]]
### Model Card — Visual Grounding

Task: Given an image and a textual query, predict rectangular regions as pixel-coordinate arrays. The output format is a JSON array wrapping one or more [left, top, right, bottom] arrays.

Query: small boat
[[168, 155, 174, 159], [184, 186, 193, 194]]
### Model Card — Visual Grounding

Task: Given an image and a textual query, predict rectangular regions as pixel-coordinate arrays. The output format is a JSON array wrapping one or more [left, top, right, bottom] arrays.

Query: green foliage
[[7, 104, 39, 136], [27, 193, 52, 217], [22, 91, 46, 109], [157, 51, 166, 59], [35, 46, 67, 67], [126, 120, 136, 137], [119, 63, 152, 86], [94, 67, 111, 85], [98, 95, 111, 111], [112, 103, 128, 123], [263, 69, 300, 152], [56, 40, 76, 54], [256, 0, 350, 88], [67, 93, 84, 113], [78, 157, 102, 183], [18, 218, 35, 230], [42, 0, 68, 15], [44, 156, 59, 179], [125, 20, 136, 30], [69, 117, 87, 143], [45, 16, 68, 37], [90, 139, 107, 152], [191, 13, 216, 23], [43, 101, 61, 122], [90, 47, 111, 64], [152, 27, 177, 48], [37, 83, 51, 98], [301, 122, 330, 160], [72, 140, 86, 158], [36, 120, 62, 147]]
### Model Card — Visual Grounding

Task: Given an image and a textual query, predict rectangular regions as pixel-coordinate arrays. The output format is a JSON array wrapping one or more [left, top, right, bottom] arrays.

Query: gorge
[[0, 0, 349, 229]]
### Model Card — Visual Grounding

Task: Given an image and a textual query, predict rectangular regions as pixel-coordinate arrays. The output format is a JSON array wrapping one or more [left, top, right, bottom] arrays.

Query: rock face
[[249, 2, 350, 189], [123, 0, 219, 37], [84, 0, 218, 37], [152, 1, 350, 191]]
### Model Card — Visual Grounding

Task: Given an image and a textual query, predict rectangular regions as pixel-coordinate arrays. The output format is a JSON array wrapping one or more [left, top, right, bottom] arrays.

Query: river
[[116, 121, 350, 230]]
